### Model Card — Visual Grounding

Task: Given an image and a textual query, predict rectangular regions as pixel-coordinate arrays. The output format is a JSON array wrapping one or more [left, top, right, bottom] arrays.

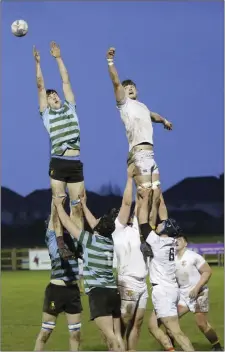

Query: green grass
[[1, 269, 224, 351]]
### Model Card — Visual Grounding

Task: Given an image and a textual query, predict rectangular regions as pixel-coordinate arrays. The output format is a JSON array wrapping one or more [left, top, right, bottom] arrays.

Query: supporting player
[[137, 188, 195, 352], [33, 42, 84, 259], [53, 192, 129, 352], [107, 47, 172, 228], [174, 235, 223, 351], [34, 202, 82, 351], [113, 200, 148, 351]]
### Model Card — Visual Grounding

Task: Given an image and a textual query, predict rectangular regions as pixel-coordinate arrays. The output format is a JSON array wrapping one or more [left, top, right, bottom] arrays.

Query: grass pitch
[[1, 268, 224, 351]]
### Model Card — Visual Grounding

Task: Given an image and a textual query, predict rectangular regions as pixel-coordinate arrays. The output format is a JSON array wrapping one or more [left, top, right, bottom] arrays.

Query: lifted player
[[33, 42, 84, 259], [107, 47, 171, 228]]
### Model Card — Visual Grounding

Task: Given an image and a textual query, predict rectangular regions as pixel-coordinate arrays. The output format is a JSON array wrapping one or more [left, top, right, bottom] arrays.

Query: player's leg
[[160, 315, 194, 351], [148, 311, 175, 351], [113, 318, 125, 351], [34, 283, 62, 351], [95, 316, 120, 351], [193, 290, 223, 351], [34, 312, 57, 351], [126, 307, 145, 351], [67, 181, 85, 230], [152, 285, 194, 351], [158, 193, 168, 221], [65, 284, 83, 351], [88, 288, 120, 351]]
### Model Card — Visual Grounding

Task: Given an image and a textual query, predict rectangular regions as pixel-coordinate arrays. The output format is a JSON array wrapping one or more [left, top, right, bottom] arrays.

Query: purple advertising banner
[[188, 243, 224, 255]]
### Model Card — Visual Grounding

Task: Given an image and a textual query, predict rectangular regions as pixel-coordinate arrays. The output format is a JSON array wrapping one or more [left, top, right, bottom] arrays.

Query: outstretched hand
[[164, 120, 173, 130], [50, 41, 61, 58], [107, 47, 116, 60], [33, 45, 40, 62]]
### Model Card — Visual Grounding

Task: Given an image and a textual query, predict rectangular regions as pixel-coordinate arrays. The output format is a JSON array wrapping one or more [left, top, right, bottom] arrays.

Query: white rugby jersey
[[175, 249, 206, 292], [117, 97, 153, 151], [112, 217, 148, 279], [146, 231, 178, 287]]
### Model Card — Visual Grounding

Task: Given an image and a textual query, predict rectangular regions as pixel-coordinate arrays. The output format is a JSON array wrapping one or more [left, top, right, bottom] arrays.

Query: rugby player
[[107, 47, 172, 228], [138, 188, 195, 352], [34, 202, 82, 351], [33, 42, 84, 259], [113, 199, 149, 351], [174, 235, 223, 351], [78, 257, 85, 294], [53, 195, 128, 351]]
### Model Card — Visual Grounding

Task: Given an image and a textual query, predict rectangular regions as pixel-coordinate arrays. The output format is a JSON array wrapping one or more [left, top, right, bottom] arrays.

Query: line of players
[[33, 43, 222, 351]]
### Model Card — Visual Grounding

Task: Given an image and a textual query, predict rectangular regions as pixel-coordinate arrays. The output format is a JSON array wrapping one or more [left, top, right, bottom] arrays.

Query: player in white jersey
[[174, 235, 223, 351], [138, 189, 194, 352], [107, 47, 171, 228], [113, 202, 149, 351]]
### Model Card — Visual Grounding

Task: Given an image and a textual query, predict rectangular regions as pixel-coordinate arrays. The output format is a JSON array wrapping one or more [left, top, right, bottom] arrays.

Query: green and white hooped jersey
[[40, 101, 80, 156], [78, 230, 117, 293]]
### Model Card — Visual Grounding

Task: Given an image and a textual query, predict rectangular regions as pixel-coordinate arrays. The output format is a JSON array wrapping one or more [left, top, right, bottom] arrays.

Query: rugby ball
[[11, 20, 28, 37]]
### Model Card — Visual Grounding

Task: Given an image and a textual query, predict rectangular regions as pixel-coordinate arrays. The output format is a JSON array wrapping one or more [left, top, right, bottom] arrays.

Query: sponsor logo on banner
[[29, 249, 51, 270]]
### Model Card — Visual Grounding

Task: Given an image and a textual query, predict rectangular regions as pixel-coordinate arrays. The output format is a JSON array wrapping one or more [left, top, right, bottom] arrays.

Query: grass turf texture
[[1, 268, 224, 351]]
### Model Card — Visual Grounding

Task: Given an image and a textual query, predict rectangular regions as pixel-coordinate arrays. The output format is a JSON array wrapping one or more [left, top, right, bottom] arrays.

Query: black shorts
[[49, 157, 84, 183], [43, 283, 82, 316], [88, 287, 121, 320]]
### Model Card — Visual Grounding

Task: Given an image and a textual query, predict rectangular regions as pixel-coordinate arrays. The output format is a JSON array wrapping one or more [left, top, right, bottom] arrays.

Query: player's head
[[156, 218, 182, 237], [175, 234, 188, 251], [93, 208, 119, 238], [46, 89, 61, 110], [122, 79, 138, 100]]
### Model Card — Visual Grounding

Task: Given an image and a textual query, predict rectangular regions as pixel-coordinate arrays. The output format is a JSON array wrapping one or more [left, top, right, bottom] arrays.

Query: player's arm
[[150, 112, 172, 130], [50, 41, 75, 104], [53, 196, 82, 239], [33, 46, 48, 113], [189, 258, 212, 299], [79, 192, 99, 230], [117, 164, 135, 226], [107, 47, 126, 105]]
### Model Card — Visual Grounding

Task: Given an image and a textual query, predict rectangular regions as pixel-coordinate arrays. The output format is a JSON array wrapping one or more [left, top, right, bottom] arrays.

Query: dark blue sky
[[2, 1, 224, 196]]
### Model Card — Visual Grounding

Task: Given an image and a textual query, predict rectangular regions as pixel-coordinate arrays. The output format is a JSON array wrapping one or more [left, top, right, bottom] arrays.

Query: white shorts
[[133, 149, 159, 176], [178, 288, 209, 313], [118, 276, 148, 315], [152, 284, 179, 319]]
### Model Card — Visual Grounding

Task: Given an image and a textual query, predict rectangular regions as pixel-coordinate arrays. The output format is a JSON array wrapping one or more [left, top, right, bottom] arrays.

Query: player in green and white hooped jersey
[[53, 165, 135, 352], [33, 42, 84, 260]]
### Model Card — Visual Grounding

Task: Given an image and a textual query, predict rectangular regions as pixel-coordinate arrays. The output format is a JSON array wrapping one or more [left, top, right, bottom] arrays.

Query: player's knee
[[40, 321, 55, 342], [68, 323, 81, 342]]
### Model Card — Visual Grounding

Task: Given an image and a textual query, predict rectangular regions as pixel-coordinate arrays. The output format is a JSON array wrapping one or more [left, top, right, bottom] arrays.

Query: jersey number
[[169, 247, 175, 261]]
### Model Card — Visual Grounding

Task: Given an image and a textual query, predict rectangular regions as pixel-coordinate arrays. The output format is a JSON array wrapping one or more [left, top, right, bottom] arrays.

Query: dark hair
[[93, 208, 119, 238], [121, 79, 136, 88], [176, 234, 188, 243], [46, 89, 58, 97]]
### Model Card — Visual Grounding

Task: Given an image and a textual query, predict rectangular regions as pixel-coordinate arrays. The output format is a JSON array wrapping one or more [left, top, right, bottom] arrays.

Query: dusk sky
[[2, 1, 224, 197]]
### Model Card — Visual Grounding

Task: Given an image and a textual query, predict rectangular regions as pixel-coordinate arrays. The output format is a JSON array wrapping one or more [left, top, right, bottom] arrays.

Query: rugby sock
[[204, 328, 222, 348]]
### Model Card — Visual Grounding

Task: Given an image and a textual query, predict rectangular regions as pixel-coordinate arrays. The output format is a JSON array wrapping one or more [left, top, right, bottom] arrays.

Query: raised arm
[[117, 164, 135, 226], [53, 196, 82, 239], [33, 46, 48, 113], [79, 192, 98, 230], [50, 41, 75, 104], [107, 47, 126, 104], [150, 112, 172, 130]]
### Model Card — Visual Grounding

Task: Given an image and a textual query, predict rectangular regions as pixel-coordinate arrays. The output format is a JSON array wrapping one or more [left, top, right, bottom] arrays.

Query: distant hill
[[1, 173, 224, 247]]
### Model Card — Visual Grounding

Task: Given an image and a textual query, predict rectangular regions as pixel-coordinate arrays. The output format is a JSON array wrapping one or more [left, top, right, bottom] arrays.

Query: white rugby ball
[[11, 20, 28, 37]]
